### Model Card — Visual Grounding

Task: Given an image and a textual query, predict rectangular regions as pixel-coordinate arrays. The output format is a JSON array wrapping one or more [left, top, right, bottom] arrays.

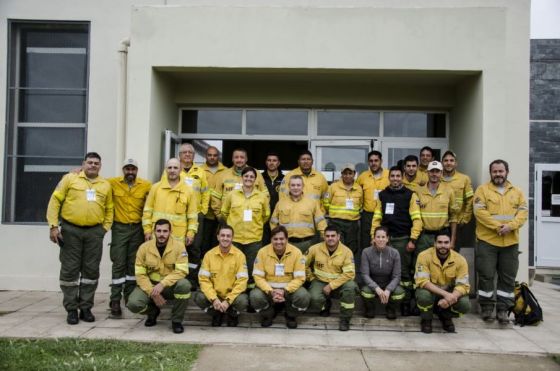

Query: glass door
[[378, 139, 447, 167], [535, 163, 560, 268], [310, 140, 375, 183]]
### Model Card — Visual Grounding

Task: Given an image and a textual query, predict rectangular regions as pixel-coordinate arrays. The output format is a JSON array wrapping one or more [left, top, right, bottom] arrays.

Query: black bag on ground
[[509, 281, 543, 326]]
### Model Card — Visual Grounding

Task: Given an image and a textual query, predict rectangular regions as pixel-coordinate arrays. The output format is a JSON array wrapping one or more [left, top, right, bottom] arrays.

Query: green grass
[[552, 354, 560, 365], [0, 338, 201, 371]]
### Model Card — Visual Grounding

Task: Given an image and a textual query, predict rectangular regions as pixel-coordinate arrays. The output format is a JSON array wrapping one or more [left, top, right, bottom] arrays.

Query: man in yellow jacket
[[201, 146, 227, 256], [107, 158, 151, 316], [474, 159, 528, 324], [127, 219, 191, 334], [142, 158, 199, 245], [195, 224, 248, 327], [250, 226, 310, 329], [46, 152, 113, 325], [415, 231, 470, 334], [402, 155, 428, 192], [306, 225, 357, 331]]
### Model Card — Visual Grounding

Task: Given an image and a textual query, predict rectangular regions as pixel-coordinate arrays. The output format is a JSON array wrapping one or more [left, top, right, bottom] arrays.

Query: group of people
[[46, 143, 528, 334]]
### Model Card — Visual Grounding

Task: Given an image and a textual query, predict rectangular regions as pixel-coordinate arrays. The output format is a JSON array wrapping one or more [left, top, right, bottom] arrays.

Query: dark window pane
[[384, 112, 446, 137], [23, 51, 87, 89], [246, 110, 308, 135], [17, 127, 85, 157], [18, 89, 86, 123], [318, 111, 380, 136], [182, 110, 242, 134]]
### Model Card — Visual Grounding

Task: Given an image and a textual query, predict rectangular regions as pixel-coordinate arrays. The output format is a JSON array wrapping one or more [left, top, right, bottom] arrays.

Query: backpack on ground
[[509, 281, 543, 326]]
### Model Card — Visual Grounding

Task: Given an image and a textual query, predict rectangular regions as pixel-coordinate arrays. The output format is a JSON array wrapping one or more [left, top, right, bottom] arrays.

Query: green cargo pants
[[127, 279, 191, 323], [308, 280, 357, 319], [110, 222, 144, 302], [360, 284, 405, 306], [360, 211, 374, 250], [201, 217, 219, 257], [233, 241, 262, 289], [193, 291, 249, 315], [476, 240, 519, 311], [415, 287, 471, 320], [329, 218, 360, 257], [249, 287, 310, 318], [391, 236, 414, 304], [59, 221, 105, 311], [288, 236, 317, 255], [187, 214, 205, 289]]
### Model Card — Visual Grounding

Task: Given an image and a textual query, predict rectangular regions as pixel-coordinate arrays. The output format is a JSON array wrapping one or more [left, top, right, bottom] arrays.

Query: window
[[246, 110, 308, 135], [317, 110, 380, 136], [4, 21, 89, 223], [384, 112, 446, 137]]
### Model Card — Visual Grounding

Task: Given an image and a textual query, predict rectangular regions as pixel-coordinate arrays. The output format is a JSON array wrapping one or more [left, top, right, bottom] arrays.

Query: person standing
[[262, 152, 284, 245], [46, 152, 113, 325], [201, 146, 227, 257], [107, 158, 151, 316], [418, 146, 435, 177], [474, 159, 528, 324], [402, 155, 428, 192]]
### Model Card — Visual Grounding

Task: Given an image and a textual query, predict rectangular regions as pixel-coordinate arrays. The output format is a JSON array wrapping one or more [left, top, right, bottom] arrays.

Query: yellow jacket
[[47, 171, 113, 230], [324, 180, 363, 221], [473, 181, 528, 247], [402, 171, 428, 193], [202, 162, 227, 219], [134, 238, 189, 296], [305, 242, 355, 290], [253, 243, 306, 294], [211, 167, 269, 218], [414, 247, 470, 296], [108, 177, 151, 224], [142, 179, 199, 242], [221, 188, 270, 244], [279, 168, 328, 208], [357, 168, 390, 212], [270, 197, 327, 238], [371, 190, 422, 240], [417, 183, 459, 231], [198, 245, 248, 303], [442, 171, 474, 224], [161, 165, 210, 215]]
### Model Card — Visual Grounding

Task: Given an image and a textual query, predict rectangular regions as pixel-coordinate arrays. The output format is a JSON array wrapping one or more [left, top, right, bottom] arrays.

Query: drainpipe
[[116, 38, 130, 169]]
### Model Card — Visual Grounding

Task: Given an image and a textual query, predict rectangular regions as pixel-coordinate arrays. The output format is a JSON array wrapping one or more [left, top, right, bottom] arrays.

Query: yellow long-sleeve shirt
[[161, 165, 210, 215], [211, 167, 269, 218], [142, 179, 199, 242], [270, 196, 327, 238], [108, 176, 151, 224], [198, 245, 248, 303], [414, 247, 470, 296], [417, 183, 459, 231], [46, 171, 113, 231], [357, 168, 390, 212], [324, 180, 363, 221], [221, 188, 270, 244], [252, 243, 306, 294], [402, 171, 428, 193], [442, 171, 474, 224], [305, 242, 355, 290], [473, 181, 528, 247], [279, 168, 328, 208], [134, 238, 189, 296], [202, 162, 227, 219]]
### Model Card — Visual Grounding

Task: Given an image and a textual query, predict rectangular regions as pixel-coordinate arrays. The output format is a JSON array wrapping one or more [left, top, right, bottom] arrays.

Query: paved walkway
[[0, 281, 559, 358]]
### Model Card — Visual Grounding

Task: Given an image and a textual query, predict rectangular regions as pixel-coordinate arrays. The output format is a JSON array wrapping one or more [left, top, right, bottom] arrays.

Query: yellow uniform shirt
[[402, 171, 428, 193], [47, 171, 113, 231], [221, 188, 270, 244], [142, 179, 199, 242], [473, 181, 528, 247], [202, 162, 227, 219], [134, 238, 189, 297], [442, 171, 474, 224], [305, 242, 355, 290], [253, 243, 306, 294], [198, 245, 248, 303], [279, 168, 328, 208], [357, 168, 390, 212], [161, 165, 210, 215], [414, 247, 470, 296], [324, 180, 363, 221], [371, 190, 423, 240], [211, 167, 269, 218], [108, 176, 151, 224], [270, 197, 327, 238], [417, 183, 459, 231]]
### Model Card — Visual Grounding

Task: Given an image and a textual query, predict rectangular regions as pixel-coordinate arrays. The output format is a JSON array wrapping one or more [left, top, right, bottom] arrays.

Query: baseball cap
[[427, 161, 443, 171], [341, 163, 356, 172], [122, 158, 138, 168]]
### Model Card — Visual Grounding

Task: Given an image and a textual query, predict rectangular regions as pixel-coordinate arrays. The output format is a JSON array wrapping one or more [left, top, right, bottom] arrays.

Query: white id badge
[[275, 263, 285, 277], [385, 203, 395, 215], [345, 198, 354, 209], [86, 189, 96, 202], [243, 209, 252, 221], [234, 183, 242, 190], [374, 190, 380, 200], [184, 177, 194, 186]]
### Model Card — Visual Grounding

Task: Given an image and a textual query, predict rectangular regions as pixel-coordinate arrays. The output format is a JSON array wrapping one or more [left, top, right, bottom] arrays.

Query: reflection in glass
[[19, 89, 86, 123], [542, 171, 560, 217], [318, 146, 368, 182], [384, 112, 446, 138], [318, 111, 379, 136], [182, 110, 242, 134], [246, 110, 308, 135], [18, 127, 85, 157]]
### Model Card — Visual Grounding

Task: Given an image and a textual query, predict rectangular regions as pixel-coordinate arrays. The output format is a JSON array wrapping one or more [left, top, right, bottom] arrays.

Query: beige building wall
[[0, 0, 530, 290]]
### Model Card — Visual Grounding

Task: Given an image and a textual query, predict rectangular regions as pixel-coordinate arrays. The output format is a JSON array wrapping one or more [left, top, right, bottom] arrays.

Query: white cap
[[122, 158, 138, 168], [427, 161, 443, 171], [341, 163, 356, 172]]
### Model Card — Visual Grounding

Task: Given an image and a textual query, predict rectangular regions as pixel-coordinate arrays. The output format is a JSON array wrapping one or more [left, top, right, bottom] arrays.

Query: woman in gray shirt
[[360, 226, 405, 319]]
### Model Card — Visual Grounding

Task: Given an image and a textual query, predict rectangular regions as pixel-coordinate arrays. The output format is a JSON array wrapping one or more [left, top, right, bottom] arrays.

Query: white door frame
[[534, 163, 560, 268], [164, 129, 181, 168]]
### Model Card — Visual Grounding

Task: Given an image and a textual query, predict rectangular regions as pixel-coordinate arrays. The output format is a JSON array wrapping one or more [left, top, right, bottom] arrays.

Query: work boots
[[339, 318, 350, 331], [67, 310, 79, 325], [260, 306, 275, 327], [385, 304, 397, 320], [420, 319, 433, 334], [285, 314, 298, 329], [110, 300, 122, 316], [496, 310, 510, 325], [144, 307, 160, 327], [211, 312, 223, 327], [320, 299, 332, 317], [480, 308, 494, 322], [401, 302, 411, 317], [440, 317, 455, 333], [79, 308, 95, 322], [364, 300, 376, 318], [226, 310, 239, 327]]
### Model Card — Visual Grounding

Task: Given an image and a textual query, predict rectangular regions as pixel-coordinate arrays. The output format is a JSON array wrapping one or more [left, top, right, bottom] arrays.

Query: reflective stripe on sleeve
[[252, 269, 265, 277], [293, 270, 305, 278], [236, 272, 249, 279], [198, 269, 211, 277]]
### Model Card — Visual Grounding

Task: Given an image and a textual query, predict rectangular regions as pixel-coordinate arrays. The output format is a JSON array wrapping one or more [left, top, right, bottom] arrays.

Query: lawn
[[0, 338, 201, 371]]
